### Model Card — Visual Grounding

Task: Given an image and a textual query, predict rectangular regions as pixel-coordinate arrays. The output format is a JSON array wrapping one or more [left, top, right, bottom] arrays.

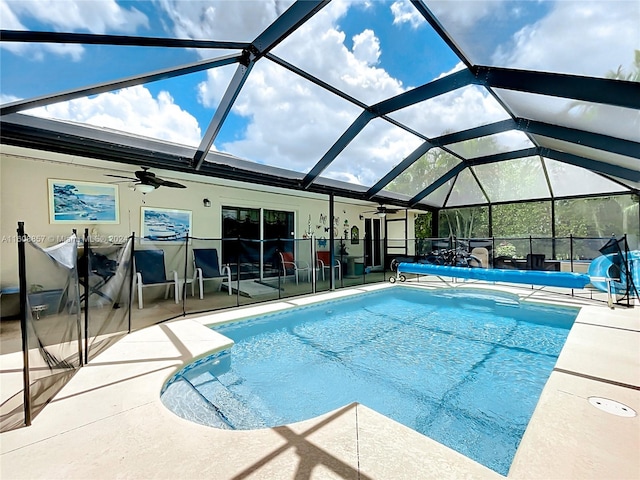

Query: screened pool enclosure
[[1, 0, 637, 212], [2, 0, 639, 432], [1, 0, 639, 288]]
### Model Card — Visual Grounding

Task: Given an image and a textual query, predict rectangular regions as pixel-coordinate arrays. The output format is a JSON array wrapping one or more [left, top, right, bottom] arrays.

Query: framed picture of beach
[[141, 207, 192, 242], [48, 179, 119, 224]]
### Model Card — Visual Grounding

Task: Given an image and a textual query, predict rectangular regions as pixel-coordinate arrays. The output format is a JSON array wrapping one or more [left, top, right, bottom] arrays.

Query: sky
[[1, 0, 638, 191]]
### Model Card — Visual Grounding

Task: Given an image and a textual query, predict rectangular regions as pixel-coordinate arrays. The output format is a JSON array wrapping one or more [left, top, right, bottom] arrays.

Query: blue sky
[[1, 0, 638, 188]]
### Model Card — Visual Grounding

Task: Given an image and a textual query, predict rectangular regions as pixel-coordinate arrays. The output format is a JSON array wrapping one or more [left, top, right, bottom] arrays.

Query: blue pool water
[[161, 287, 578, 475]]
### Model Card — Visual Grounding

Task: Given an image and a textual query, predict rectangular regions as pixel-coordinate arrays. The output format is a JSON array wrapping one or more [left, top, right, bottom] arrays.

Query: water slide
[[587, 251, 640, 294]]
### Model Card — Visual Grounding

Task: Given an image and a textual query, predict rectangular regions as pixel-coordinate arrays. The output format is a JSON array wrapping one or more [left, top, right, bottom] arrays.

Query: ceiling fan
[[361, 204, 404, 218], [106, 167, 186, 193]]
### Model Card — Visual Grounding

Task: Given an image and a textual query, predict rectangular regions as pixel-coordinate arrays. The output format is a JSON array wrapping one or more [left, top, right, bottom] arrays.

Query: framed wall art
[[48, 179, 119, 224], [351, 225, 360, 244], [141, 207, 192, 241]]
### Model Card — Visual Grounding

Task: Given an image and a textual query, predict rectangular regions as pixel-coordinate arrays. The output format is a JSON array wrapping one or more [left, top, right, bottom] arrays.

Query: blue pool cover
[[397, 263, 591, 289]]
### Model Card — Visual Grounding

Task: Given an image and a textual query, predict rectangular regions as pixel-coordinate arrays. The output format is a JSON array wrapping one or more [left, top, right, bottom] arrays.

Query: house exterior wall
[[1, 145, 408, 289]]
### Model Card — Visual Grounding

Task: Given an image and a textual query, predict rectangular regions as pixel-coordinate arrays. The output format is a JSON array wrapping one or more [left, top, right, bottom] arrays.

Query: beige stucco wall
[[1, 145, 416, 289]]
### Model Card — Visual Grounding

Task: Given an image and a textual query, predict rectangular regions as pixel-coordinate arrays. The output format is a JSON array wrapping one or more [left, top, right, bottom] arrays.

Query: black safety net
[[1, 231, 82, 432], [83, 236, 133, 362]]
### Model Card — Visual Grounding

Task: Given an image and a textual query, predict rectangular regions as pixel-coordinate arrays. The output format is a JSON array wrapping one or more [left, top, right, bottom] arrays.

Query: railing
[[388, 235, 636, 272]]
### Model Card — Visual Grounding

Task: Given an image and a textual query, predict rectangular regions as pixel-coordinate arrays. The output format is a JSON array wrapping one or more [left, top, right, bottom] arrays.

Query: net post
[[17, 221, 31, 426], [82, 228, 89, 365], [182, 234, 189, 314], [128, 233, 135, 333], [329, 193, 335, 291], [310, 235, 316, 294]]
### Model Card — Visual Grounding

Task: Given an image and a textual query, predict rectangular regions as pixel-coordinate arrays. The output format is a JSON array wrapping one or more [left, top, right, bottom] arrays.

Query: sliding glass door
[[364, 217, 382, 269], [222, 206, 294, 279], [263, 209, 294, 272], [221, 207, 260, 270]]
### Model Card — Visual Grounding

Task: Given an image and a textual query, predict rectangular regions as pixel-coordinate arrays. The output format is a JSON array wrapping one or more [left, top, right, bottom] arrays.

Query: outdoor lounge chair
[[471, 247, 489, 268], [193, 248, 232, 297], [279, 251, 311, 284], [133, 249, 179, 309]]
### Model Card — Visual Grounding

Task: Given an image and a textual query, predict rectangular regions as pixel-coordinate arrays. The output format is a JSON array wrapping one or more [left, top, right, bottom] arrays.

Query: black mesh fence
[[264, 238, 313, 302], [183, 237, 230, 315], [4, 229, 636, 432], [131, 236, 188, 318], [385, 235, 639, 277], [124, 236, 337, 314]]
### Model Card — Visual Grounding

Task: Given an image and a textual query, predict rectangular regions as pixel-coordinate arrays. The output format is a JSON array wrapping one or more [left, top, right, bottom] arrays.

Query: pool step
[[160, 378, 234, 429], [186, 371, 268, 429]]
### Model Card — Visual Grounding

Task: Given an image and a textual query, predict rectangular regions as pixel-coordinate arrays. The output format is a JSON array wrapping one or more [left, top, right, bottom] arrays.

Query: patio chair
[[193, 248, 232, 298], [316, 251, 341, 281], [279, 251, 311, 284], [471, 247, 489, 268], [79, 251, 119, 304], [526, 253, 546, 271], [133, 249, 179, 309]]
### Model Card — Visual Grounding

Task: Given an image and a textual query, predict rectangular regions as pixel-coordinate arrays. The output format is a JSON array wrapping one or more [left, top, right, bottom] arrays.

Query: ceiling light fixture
[[376, 211, 386, 217], [135, 184, 155, 194]]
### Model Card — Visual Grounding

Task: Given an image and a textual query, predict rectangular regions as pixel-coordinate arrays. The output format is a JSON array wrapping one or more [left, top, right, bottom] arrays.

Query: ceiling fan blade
[[157, 179, 187, 189], [131, 168, 186, 188], [105, 174, 137, 181]]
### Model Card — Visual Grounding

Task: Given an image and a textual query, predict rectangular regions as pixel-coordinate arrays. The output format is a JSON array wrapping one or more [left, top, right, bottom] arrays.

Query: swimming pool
[[162, 287, 579, 475]]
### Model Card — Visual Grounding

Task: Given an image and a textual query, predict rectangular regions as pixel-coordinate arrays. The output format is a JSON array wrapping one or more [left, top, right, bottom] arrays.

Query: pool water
[[161, 287, 578, 475]]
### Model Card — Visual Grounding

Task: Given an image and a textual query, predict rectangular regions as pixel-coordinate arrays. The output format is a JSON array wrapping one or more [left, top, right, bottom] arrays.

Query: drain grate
[[588, 396, 637, 417]]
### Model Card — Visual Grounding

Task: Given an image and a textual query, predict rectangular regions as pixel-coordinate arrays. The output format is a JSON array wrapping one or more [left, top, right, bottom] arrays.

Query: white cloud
[[217, 60, 362, 172], [157, 1, 298, 113], [390, 84, 509, 139], [1, 0, 148, 34], [0, 0, 148, 60], [8, 0, 626, 190], [273, 1, 404, 104], [323, 121, 425, 185], [192, 0, 412, 179], [426, 0, 508, 28], [197, 64, 237, 109], [492, 1, 639, 78], [390, 0, 423, 29], [2, 1, 201, 148], [0, 93, 20, 104], [157, 0, 293, 43], [26, 85, 202, 147], [0, 1, 23, 29], [352, 29, 380, 66], [200, 0, 517, 185], [422, 0, 638, 78]]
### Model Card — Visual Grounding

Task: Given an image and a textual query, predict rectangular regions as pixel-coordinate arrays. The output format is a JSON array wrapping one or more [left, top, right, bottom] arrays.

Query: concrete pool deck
[[1, 283, 638, 479]]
